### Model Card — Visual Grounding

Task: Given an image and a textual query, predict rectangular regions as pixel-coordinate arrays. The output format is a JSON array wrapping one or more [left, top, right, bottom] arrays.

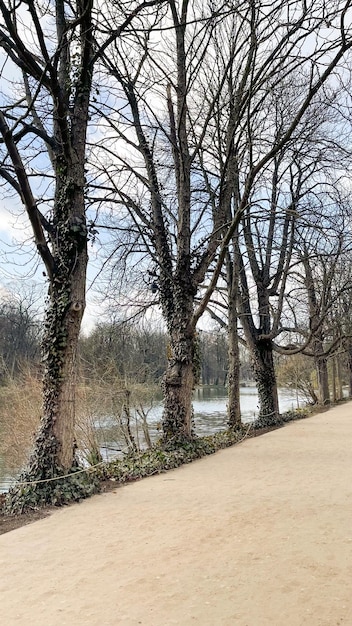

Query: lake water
[[192, 385, 301, 434], [132, 385, 300, 436], [0, 386, 302, 491]]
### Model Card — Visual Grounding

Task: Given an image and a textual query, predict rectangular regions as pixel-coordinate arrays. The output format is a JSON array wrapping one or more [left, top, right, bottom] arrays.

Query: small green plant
[[3, 467, 100, 515], [97, 426, 250, 484]]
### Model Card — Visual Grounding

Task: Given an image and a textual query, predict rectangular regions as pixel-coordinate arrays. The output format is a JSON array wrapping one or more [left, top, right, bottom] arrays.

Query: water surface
[[0, 386, 302, 491]]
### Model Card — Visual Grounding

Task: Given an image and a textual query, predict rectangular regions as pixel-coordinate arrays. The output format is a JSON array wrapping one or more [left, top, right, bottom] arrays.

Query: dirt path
[[1, 404, 352, 626]]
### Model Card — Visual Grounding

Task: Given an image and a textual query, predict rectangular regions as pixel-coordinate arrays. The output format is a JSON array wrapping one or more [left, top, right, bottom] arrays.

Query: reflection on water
[[93, 386, 302, 463], [0, 386, 302, 491], [193, 385, 301, 435], [143, 385, 301, 436]]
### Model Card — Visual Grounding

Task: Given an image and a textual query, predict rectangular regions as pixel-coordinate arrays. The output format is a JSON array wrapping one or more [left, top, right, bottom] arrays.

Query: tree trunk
[[30, 145, 89, 471], [313, 333, 330, 405], [316, 355, 330, 405], [227, 302, 241, 430], [40, 266, 86, 470], [5, 242, 89, 512], [252, 339, 280, 427], [336, 355, 343, 401], [238, 256, 280, 428], [331, 357, 337, 403], [5, 170, 90, 511], [302, 252, 330, 406], [347, 340, 352, 398], [162, 329, 196, 443], [225, 237, 242, 430]]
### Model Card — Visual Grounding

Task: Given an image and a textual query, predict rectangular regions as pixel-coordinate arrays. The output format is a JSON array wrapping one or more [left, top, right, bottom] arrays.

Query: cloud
[[0, 198, 31, 242]]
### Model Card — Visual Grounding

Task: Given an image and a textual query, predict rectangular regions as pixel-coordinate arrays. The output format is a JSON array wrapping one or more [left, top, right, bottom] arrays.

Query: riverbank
[[0, 384, 302, 493], [1, 402, 352, 625]]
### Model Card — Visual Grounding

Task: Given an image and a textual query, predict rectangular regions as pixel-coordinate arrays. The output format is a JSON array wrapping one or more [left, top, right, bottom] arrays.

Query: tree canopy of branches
[[0, 0, 165, 509], [1, 0, 352, 509], [0, 292, 40, 378], [91, 0, 352, 435]]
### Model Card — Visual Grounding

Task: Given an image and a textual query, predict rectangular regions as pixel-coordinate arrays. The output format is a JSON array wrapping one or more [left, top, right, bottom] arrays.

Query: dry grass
[[0, 372, 159, 478], [75, 378, 159, 462], [0, 371, 42, 473]]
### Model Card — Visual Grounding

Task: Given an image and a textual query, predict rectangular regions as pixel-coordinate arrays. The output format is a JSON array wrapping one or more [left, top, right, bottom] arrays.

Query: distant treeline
[[79, 323, 254, 386], [0, 298, 254, 386]]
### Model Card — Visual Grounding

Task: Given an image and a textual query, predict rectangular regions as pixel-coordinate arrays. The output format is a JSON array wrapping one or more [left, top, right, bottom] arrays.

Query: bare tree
[[0, 290, 40, 377], [208, 78, 352, 425], [90, 1, 242, 442], [90, 0, 352, 439], [216, 2, 352, 424], [0, 0, 96, 505], [294, 218, 352, 404], [0, 0, 164, 509]]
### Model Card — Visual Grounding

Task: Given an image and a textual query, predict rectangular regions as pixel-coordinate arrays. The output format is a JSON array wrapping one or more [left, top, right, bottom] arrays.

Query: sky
[[0, 197, 103, 332], [1, 0, 352, 335]]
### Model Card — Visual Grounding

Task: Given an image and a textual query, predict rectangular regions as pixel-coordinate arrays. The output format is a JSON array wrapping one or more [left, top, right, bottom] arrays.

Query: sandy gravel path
[[1, 404, 352, 626]]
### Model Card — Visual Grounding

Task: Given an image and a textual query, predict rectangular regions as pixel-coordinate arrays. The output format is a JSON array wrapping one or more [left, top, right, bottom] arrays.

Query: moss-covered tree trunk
[[36, 176, 88, 472], [160, 265, 198, 443], [0, 0, 96, 511], [251, 339, 280, 427], [159, 5, 197, 444], [162, 329, 196, 442], [5, 167, 92, 512], [238, 252, 280, 428]]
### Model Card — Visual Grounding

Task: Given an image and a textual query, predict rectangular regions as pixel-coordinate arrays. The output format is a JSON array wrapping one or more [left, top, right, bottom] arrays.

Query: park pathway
[[1, 403, 352, 625]]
